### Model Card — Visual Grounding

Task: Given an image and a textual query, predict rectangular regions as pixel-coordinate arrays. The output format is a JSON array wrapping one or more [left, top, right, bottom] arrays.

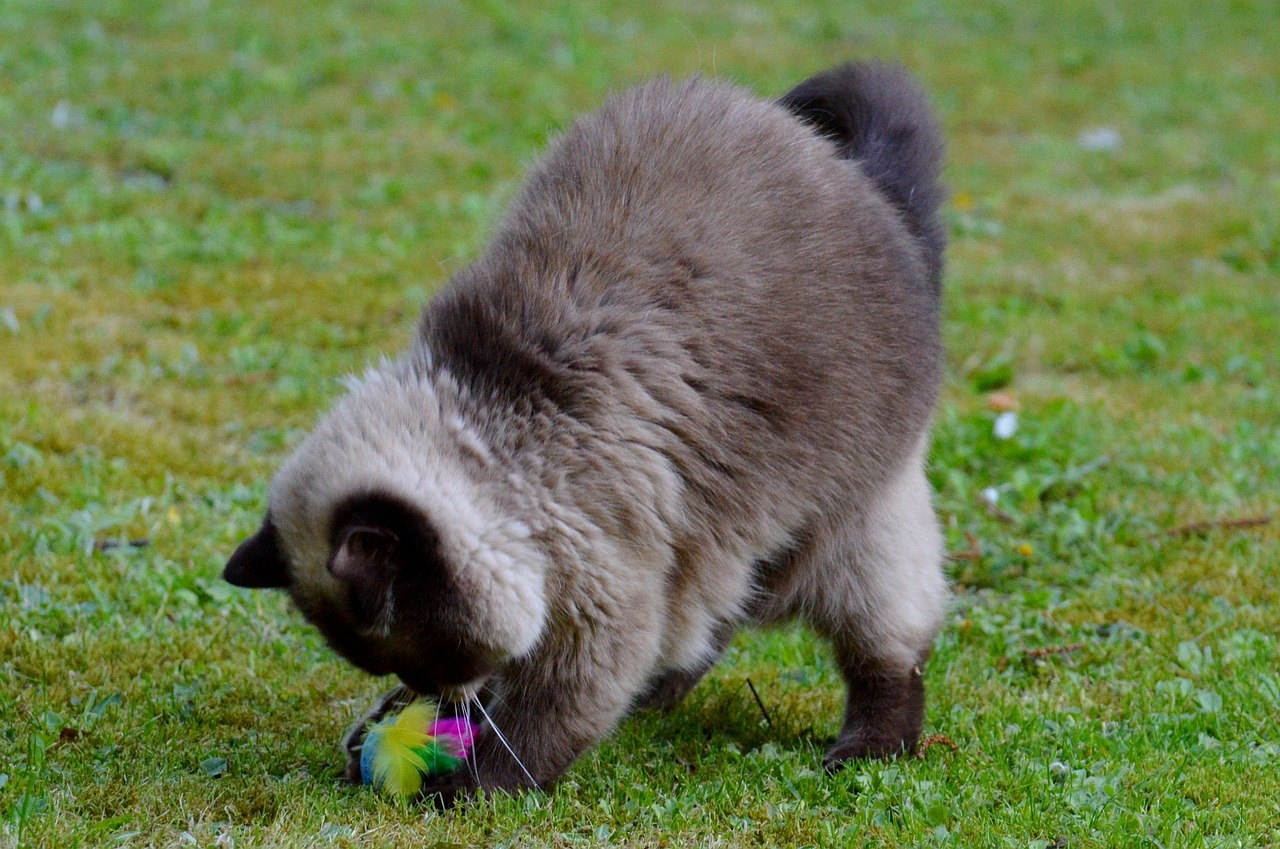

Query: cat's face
[[222, 369, 549, 700]]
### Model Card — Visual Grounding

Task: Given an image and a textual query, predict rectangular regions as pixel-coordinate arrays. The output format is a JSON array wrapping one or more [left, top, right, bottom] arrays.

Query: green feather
[[367, 700, 464, 799], [413, 740, 464, 776]]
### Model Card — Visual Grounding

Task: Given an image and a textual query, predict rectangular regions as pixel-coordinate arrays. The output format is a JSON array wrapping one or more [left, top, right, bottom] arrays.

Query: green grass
[[2, 0, 1278, 846]]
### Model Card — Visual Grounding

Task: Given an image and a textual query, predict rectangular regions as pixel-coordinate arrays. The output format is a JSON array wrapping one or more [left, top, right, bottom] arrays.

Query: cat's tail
[[779, 62, 946, 292]]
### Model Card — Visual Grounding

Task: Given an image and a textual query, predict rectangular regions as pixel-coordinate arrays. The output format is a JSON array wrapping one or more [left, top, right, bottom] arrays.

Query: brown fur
[[224, 62, 949, 804]]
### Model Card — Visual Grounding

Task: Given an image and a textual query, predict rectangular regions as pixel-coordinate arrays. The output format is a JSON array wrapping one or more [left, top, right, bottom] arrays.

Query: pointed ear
[[224, 514, 289, 589], [329, 525, 399, 584]]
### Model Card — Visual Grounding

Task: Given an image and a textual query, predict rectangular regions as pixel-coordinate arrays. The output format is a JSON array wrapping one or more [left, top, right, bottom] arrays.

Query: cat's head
[[222, 365, 548, 700]]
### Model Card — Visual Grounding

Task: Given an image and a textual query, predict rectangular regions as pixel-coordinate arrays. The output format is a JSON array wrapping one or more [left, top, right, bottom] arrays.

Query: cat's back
[[496, 77, 921, 302], [423, 75, 941, 500]]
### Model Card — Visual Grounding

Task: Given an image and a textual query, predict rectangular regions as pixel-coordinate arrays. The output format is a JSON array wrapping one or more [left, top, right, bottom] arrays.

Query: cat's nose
[[396, 653, 496, 700], [398, 641, 504, 691]]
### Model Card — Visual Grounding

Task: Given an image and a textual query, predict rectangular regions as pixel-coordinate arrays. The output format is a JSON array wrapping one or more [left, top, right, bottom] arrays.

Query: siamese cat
[[224, 61, 948, 805]]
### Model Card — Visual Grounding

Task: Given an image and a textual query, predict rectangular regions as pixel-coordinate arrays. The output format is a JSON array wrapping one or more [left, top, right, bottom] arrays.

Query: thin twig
[[222, 372, 275, 386], [745, 678, 773, 729], [977, 493, 1017, 524], [1023, 642, 1086, 660], [996, 641, 1087, 671], [949, 531, 982, 561], [94, 538, 151, 552], [1164, 514, 1272, 537], [915, 733, 959, 759]]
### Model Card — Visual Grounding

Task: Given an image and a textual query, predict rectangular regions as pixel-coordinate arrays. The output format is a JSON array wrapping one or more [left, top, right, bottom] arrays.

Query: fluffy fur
[[224, 61, 949, 803]]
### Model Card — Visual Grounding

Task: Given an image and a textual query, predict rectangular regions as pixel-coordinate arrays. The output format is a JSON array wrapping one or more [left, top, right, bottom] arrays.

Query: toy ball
[[359, 700, 476, 799]]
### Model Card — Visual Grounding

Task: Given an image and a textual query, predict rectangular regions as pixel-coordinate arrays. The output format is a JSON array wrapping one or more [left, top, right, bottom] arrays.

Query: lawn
[[2, 0, 1278, 846]]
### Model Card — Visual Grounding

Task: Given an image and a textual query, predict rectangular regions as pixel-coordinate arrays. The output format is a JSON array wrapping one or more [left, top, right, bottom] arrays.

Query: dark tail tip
[[779, 62, 947, 292]]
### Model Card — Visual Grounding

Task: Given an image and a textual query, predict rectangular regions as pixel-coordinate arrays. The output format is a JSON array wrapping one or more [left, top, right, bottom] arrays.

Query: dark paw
[[418, 769, 542, 809], [822, 730, 918, 772], [825, 659, 926, 772], [418, 771, 477, 809], [633, 626, 734, 713], [633, 669, 704, 712]]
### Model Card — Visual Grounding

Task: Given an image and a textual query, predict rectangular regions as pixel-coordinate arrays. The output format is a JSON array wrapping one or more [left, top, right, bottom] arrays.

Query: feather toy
[[358, 699, 476, 799]]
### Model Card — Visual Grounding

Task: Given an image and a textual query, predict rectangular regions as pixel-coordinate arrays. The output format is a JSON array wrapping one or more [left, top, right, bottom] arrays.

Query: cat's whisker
[[457, 698, 480, 784], [473, 697, 538, 789], [482, 685, 507, 712]]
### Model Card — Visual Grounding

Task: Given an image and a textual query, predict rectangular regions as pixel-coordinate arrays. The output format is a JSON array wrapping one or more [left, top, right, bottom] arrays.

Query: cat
[[223, 60, 948, 805]]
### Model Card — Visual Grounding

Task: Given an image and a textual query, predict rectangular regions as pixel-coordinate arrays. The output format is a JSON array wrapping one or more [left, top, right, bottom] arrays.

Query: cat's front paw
[[418, 770, 479, 809], [418, 759, 543, 809]]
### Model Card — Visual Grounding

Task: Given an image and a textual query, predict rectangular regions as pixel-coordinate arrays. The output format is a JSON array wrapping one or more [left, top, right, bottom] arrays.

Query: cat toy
[[359, 699, 476, 800]]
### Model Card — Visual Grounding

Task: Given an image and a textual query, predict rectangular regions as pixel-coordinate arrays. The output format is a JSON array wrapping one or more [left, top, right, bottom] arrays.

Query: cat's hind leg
[[788, 446, 948, 768]]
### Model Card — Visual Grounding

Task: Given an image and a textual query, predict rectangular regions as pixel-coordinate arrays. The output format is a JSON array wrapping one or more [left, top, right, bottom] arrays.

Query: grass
[[1, 0, 1277, 846]]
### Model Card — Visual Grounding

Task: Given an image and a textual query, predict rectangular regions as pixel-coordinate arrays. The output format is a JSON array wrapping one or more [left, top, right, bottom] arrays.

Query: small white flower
[[1078, 127, 1121, 151], [993, 411, 1018, 440], [981, 487, 1000, 505], [50, 99, 74, 129]]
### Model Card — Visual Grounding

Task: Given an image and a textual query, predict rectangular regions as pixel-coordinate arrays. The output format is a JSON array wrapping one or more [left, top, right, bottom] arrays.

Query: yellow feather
[[371, 700, 436, 799]]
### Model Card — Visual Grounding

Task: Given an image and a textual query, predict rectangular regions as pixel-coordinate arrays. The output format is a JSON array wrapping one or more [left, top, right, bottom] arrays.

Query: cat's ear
[[329, 524, 399, 583], [224, 514, 290, 589], [329, 524, 399, 622]]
